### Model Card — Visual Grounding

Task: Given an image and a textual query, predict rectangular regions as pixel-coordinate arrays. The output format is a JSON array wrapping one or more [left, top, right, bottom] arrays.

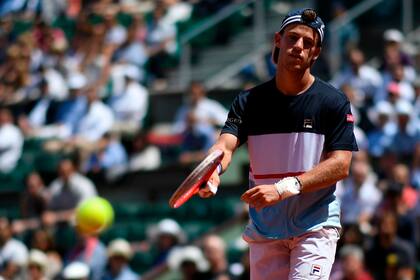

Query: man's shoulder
[[313, 77, 349, 104]]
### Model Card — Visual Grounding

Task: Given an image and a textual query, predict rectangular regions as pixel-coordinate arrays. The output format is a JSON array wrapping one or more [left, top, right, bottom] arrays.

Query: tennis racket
[[169, 149, 224, 208]]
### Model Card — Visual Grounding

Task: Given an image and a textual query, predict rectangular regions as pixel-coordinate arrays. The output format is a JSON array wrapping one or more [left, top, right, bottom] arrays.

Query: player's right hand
[[198, 170, 220, 198]]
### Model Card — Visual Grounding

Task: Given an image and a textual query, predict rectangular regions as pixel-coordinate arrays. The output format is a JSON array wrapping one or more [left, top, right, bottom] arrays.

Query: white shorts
[[246, 227, 340, 280]]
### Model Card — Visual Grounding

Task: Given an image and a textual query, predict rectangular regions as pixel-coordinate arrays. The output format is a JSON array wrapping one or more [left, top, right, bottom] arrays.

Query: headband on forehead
[[279, 8, 325, 44]]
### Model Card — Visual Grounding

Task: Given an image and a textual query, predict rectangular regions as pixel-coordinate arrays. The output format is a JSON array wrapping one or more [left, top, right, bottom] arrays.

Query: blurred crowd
[[0, 0, 419, 280]]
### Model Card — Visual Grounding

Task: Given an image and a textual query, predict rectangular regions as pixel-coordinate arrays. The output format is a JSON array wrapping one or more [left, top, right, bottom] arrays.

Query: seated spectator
[[148, 218, 186, 267], [108, 65, 149, 135], [112, 19, 148, 71], [0, 217, 28, 279], [20, 172, 48, 219], [337, 160, 382, 233], [201, 234, 232, 280], [330, 245, 373, 280], [43, 159, 97, 227], [376, 64, 415, 104], [367, 101, 396, 158], [65, 233, 107, 280], [388, 100, 418, 162], [102, 238, 139, 280], [30, 229, 62, 279], [178, 112, 216, 165], [376, 181, 417, 245], [331, 48, 382, 105], [12, 172, 49, 234], [167, 246, 210, 280], [380, 29, 416, 83], [17, 79, 58, 138], [146, 2, 178, 83], [26, 249, 49, 280], [55, 73, 87, 138], [173, 81, 228, 134], [366, 211, 416, 280], [73, 87, 115, 144], [127, 131, 161, 172], [62, 261, 90, 280], [84, 133, 128, 182], [0, 108, 23, 173]]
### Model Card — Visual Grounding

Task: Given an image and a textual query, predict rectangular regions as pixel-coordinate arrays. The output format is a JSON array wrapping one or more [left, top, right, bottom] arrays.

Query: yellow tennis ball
[[75, 197, 114, 236]]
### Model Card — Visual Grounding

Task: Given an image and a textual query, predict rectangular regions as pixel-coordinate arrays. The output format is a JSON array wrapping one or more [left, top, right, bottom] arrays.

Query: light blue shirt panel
[[246, 180, 340, 240]]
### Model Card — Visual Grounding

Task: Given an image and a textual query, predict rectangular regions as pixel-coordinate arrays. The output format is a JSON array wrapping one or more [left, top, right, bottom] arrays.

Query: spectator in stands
[[178, 111, 216, 165], [380, 29, 416, 83], [146, 2, 177, 84], [84, 133, 128, 182], [376, 64, 415, 103], [103, 7, 127, 52], [366, 211, 416, 280], [377, 178, 417, 246], [62, 261, 91, 280], [112, 19, 149, 71], [65, 232, 107, 280], [148, 218, 185, 267], [108, 65, 149, 135], [127, 131, 162, 172], [167, 245, 211, 280], [30, 229, 62, 279], [330, 245, 373, 280], [201, 234, 231, 280], [387, 100, 418, 162], [0, 108, 23, 173], [102, 238, 139, 280], [51, 72, 88, 139], [18, 79, 53, 137], [331, 48, 382, 105], [0, 217, 28, 279], [74, 87, 115, 144], [337, 160, 382, 234], [26, 249, 49, 280], [173, 81, 228, 134], [20, 172, 48, 219], [366, 101, 395, 158], [43, 159, 97, 227]]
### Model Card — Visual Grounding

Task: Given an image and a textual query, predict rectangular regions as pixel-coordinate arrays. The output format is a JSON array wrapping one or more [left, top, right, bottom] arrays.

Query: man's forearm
[[297, 150, 352, 193]]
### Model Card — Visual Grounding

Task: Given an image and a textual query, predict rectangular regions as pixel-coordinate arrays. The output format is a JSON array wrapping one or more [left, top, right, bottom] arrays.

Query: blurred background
[[0, 0, 419, 279]]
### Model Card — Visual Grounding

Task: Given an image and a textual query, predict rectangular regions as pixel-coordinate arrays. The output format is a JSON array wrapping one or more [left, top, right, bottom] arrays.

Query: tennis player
[[199, 8, 358, 279]]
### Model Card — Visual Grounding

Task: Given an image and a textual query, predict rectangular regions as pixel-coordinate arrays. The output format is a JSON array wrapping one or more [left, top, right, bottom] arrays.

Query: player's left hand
[[240, 185, 281, 211]]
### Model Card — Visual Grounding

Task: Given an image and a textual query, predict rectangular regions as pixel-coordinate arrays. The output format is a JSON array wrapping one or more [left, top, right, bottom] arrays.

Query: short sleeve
[[221, 91, 248, 145], [324, 98, 358, 152]]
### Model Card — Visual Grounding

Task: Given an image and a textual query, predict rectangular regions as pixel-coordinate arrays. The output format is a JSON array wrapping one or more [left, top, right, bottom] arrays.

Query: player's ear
[[311, 46, 322, 63], [274, 32, 281, 48]]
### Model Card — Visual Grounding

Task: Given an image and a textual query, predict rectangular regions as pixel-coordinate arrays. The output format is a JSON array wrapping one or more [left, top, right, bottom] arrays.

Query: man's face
[[275, 24, 321, 72]]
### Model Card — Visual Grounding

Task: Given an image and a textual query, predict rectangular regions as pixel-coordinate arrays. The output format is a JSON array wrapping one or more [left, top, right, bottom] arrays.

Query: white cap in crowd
[[383, 29, 404, 43], [395, 100, 413, 116], [67, 72, 87, 90], [108, 238, 133, 260], [167, 245, 210, 272], [62, 262, 90, 279], [148, 218, 186, 243], [27, 249, 48, 272]]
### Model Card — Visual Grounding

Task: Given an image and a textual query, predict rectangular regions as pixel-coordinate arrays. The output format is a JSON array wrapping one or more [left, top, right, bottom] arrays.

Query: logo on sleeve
[[346, 114, 354, 123], [227, 117, 242, 124], [310, 264, 322, 276]]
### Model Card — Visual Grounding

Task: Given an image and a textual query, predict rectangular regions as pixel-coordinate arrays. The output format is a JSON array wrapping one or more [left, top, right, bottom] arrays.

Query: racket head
[[169, 149, 224, 208]]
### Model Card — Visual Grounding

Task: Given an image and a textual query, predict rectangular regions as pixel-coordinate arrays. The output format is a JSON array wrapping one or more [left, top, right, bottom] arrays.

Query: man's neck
[[275, 69, 315, 96]]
